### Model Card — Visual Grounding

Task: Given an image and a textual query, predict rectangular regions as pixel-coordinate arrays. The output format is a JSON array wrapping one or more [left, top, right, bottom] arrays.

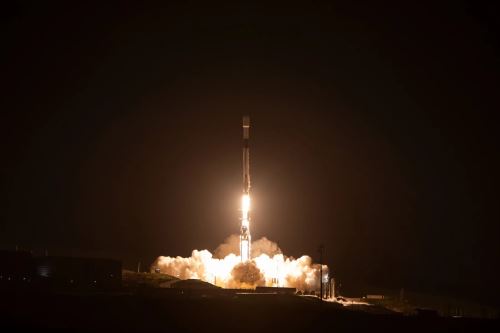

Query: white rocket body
[[240, 116, 251, 262]]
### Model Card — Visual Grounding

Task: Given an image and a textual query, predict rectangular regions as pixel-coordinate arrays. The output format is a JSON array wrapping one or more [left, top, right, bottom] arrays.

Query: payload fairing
[[240, 116, 251, 262]]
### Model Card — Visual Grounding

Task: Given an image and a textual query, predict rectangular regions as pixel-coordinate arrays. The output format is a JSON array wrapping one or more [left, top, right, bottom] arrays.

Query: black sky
[[1, 2, 499, 304]]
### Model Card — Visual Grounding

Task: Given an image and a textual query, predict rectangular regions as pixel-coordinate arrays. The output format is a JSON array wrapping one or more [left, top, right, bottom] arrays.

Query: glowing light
[[242, 194, 250, 214], [240, 193, 251, 262], [240, 239, 250, 262], [153, 236, 327, 291]]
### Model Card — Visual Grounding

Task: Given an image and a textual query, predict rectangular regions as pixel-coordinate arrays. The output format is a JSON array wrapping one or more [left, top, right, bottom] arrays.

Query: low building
[[366, 294, 385, 300], [255, 286, 297, 295], [35, 256, 122, 290], [0, 250, 35, 287]]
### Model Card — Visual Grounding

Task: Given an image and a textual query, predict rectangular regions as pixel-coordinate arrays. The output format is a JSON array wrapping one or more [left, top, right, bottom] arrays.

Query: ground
[[122, 270, 179, 288], [1, 290, 498, 333]]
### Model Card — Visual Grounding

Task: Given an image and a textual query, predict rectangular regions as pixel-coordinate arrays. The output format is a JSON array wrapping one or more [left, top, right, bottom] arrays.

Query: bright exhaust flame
[[152, 235, 328, 291], [241, 194, 250, 218], [240, 194, 251, 262]]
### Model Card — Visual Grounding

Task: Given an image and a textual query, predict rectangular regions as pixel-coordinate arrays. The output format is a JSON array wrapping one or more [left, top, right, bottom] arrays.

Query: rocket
[[240, 116, 251, 262], [242, 116, 250, 195]]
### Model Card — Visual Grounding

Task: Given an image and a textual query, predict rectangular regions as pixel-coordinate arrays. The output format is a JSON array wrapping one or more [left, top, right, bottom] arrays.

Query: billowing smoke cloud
[[213, 234, 282, 259], [213, 234, 239, 258], [230, 261, 265, 288], [152, 236, 327, 291], [251, 236, 281, 258]]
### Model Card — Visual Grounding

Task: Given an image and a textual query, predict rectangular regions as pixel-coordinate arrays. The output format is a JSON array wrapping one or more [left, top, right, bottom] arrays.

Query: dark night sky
[[2, 2, 499, 304]]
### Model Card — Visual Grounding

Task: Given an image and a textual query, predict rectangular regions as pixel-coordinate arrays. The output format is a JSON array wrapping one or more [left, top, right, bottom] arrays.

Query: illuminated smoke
[[152, 236, 327, 290], [231, 261, 265, 288], [214, 235, 281, 259], [251, 236, 282, 258], [214, 234, 239, 259]]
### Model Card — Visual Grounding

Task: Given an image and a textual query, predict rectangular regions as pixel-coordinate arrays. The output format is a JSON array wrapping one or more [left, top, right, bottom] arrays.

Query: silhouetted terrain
[[1, 290, 497, 333]]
